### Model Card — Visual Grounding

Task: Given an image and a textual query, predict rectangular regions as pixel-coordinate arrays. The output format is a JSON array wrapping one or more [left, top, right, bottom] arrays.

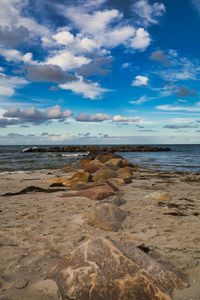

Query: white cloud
[[132, 0, 166, 27], [53, 31, 75, 45], [0, 0, 50, 38], [112, 115, 140, 122], [122, 63, 131, 68], [0, 48, 35, 64], [156, 104, 200, 112], [46, 105, 73, 118], [132, 75, 149, 86], [129, 95, 153, 105], [59, 76, 109, 99], [0, 73, 29, 97], [46, 50, 90, 71], [130, 28, 150, 50], [62, 5, 150, 51], [50, 134, 70, 142]]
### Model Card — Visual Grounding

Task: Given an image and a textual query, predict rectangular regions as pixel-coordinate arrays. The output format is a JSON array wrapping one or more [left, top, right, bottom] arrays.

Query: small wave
[[61, 152, 89, 158]]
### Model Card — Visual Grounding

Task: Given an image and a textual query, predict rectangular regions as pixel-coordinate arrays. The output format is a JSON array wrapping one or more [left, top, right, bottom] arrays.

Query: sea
[[0, 144, 199, 173]]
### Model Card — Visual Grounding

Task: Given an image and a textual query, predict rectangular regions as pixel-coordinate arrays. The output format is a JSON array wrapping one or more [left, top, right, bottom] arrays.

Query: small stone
[[16, 211, 27, 217], [15, 279, 29, 289], [112, 197, 127, 206], [145, 192, 172, 201]]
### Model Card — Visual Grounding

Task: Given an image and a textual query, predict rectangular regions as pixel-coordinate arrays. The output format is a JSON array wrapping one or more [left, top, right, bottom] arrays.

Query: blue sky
[[0, 0, 200, 145]]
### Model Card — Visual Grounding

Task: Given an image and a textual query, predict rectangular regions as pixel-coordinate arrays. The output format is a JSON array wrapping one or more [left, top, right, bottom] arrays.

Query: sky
[[0, 0, 200, 145]]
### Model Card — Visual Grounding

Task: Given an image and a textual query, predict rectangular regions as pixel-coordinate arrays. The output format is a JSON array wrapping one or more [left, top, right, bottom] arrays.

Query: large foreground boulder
[[82, 203, 127, 231], [48, 238, 188, 300]]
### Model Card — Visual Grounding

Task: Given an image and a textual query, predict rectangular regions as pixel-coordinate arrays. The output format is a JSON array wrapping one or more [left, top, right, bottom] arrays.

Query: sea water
[[0, 144, 199, 173]]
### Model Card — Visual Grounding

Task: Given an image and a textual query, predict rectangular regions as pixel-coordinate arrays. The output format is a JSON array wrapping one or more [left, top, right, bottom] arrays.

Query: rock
[[84, 161, 108, 173], [71, 170, 92, 181], [61, 181, 116, 200], [92, 168, 117, 181], [71, 180, 118, 192], [96, 152, 121, 163], [45, 176, 68, 185], [117, 167, 133, 179], [108, 178, 126, 187], [63, 171, 92, 187], [105, 158, 124, 170], [16, 211, 28, 217], [123, 177, 132, 184], [48, 237, 188, 300], [80, 157, 92, 167], [60, 165, 75, 173], [121, 159, 134, 167], [14, 279, 29, 289], [82, 203, 127, 231], [25, 279, 61, 300], [145, 192, 172, 201], [111, 197, 127, 206], [72, 160, 83, 170]]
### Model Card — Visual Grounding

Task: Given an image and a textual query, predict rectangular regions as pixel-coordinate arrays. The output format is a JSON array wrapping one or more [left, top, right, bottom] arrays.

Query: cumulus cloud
[[0, 25, 29, 47], [112, 115, 140, 122], [59, 76, 109, 99], [2, 105, 73, 126], [150, 50, 170, 66], [75, 56, 113, 76], [46, 49, 91, 71], [0, 48, 34, 64], [132, 0, 166, 27], [27, 65, 76, 83], [132, 75, 149, 86], [129, 28, 150, 51], [76, 113, 110, 122], [0, 73, 29, 97], [61, 5, 150, 51]]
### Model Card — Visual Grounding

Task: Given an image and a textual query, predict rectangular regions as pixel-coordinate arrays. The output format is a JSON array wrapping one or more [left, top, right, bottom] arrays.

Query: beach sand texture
[[0, 164, 200, 299]]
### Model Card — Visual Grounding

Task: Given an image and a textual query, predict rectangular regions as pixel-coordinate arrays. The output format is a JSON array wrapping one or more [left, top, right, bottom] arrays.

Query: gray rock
[[82, 203, 127, 231]]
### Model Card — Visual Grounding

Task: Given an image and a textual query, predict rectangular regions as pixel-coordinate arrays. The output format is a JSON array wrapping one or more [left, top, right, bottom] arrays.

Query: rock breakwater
[[23, 144, 171, 153]]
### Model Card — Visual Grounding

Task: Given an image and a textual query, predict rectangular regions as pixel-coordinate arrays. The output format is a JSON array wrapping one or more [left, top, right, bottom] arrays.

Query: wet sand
[[0, 167, 200, 299]]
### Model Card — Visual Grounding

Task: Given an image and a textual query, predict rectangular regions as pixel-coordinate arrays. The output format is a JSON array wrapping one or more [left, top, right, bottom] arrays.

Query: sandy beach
[[0, 156, 200, 299]]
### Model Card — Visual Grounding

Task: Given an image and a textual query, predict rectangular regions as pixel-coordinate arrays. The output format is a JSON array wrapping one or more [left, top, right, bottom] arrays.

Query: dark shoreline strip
[[23, 145, 171, 153]]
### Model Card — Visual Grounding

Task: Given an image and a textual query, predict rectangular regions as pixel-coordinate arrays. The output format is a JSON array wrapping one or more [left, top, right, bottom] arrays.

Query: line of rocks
[[23, 144, 171, 153], [42, 151, 189, 299]]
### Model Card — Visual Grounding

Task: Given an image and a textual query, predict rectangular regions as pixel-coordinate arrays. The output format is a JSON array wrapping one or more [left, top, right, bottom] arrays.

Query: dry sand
[[0, 167, 200, 299]]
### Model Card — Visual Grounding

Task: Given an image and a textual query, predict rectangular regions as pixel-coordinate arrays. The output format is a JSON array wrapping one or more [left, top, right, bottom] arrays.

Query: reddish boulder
[[61, 181, 116, 200], [48, 238, 188, 300]]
